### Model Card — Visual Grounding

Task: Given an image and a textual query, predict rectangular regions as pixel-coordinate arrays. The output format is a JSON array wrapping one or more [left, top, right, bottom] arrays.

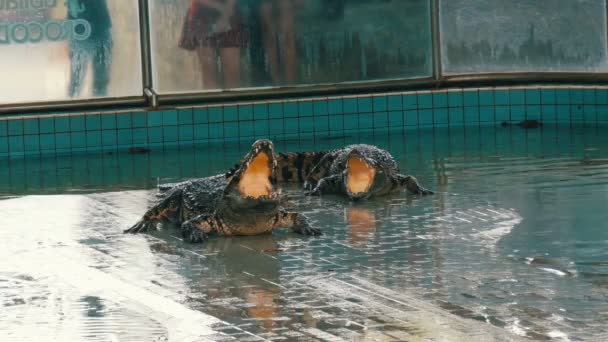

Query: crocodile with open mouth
[[268, 144, 434, 201], [124, 140, 321, 242]]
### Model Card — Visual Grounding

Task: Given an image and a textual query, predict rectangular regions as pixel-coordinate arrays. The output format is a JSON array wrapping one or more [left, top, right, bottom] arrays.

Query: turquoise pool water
[[1, 124, 607, 341]]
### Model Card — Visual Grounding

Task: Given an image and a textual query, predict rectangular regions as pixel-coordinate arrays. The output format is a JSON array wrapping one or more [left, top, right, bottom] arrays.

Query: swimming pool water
[[1, 124, 607, 341]]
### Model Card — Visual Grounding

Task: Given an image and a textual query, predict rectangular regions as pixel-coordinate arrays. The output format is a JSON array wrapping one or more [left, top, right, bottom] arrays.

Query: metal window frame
[[2, 0, 608, 115]]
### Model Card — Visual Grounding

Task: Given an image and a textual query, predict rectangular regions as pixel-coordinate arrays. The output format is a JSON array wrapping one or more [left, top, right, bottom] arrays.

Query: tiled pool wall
[[1, 86, 608, 159]]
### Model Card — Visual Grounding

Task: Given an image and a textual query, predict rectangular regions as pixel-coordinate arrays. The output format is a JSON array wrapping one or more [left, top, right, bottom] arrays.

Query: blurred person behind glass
[[67, 0, 113, 97], [257, 0, 301, 85], [179, 0, 250, 89]]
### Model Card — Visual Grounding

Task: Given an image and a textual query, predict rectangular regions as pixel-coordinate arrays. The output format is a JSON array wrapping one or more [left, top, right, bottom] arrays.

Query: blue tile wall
[[283, 102, 298, 118], [343, 98, 357, 114], [373, 95, 387, 112], [418, 93, 433, 109], [178, 125, 193, 141], [163, 110, 179, 126], [448, 108, 463, 126], [527, 89, 541, 105], [597, 89, 608, 104], [239, 120, 255, 137], [148, 111, 163, 127], [209, 107, 223, 123], [510, 90, 525, 105], [464, 107, 479, 125], [541, 89, 556, 104], [404, 110, 418, 126], [101, 114, 116, 130], [0, 137, 8, 153], [479, 91, 494, 106], [432, 92, 447, 108], [71, 116, 86, 131], [403, 94, 417, 111], [388, 95, 402, 111], [55, 117, 70, 133], [8, 120, 23, 136], [463, 91, 478, 107], [448, 91, 463, 107], [419, 109, 433, 126], [24, 134, 39, 152], [0, 121, 7, 137], [9, 136, 24, 153], [329, 114, 344, 131], [177, 109, 193, 125], [132, 112, 147, 127], [2, 86, 608, 159], [357, 97, 372, 113], [40, 133, 55, 151], [268, 103, 283, 119], [72, 132, 87, 149], [132, 128, 148, 145], [433, 107, 448, 126]]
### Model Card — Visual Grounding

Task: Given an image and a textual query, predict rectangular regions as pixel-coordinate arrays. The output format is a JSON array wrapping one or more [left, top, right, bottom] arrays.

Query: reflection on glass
[[179, 0, 250, 88], [0, 0, 141, 105], [440, 0, 608, 73], [150, 0, 432, 93], [67, 0, 113, 97], [257, 0, 298, 85]]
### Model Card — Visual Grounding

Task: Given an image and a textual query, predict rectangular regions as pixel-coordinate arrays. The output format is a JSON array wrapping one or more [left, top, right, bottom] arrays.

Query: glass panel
[[440, 0, 608, 74], [0, 0, 142, 105], [149, 0, 432, 94]]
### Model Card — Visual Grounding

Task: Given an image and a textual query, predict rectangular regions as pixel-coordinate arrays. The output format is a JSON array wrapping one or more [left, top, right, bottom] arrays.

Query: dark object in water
[[501, 120, 543, 129], [128, 147, 151, 154], [263, 248, 282, 254], [518, 120, 543, 129], [580, 156, 608, 166]]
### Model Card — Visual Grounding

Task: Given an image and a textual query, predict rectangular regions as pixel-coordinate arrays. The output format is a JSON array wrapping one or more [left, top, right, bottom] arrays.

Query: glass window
[[0, 0, 143, 105], [440, 0, 608, 74], [149, 0, 432, 94]]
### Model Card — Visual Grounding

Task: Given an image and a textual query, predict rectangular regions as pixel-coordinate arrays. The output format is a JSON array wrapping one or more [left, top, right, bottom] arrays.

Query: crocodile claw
[[300, 225, 322, 236], [181, 222, 209, 243], [124, 220, 155, 234], [305, 186, 322, 197], [292, 215, 322, 236], [418, 188, 434, 195]]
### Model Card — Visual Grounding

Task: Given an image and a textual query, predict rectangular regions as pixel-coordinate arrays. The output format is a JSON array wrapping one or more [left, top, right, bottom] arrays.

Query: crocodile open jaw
[[239, 152, 273, 199], [233, 140, 278, 200], [346, 156, 376, 195]]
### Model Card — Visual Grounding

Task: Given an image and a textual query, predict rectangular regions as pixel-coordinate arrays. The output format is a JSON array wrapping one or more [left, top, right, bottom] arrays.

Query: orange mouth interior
[[238, 153, 273, 198], [346, 157, 376, 194]]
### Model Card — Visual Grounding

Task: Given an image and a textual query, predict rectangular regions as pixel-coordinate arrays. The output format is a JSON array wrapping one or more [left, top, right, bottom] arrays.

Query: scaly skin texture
[[124, 140, 321, 243], [272, 144, 434, 201]]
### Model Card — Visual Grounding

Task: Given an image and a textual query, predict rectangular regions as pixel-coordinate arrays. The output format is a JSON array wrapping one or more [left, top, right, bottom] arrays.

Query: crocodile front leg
[[180, 214, 223, 243], [397, 174, 434, 195], [276, 209, 322, 236], [124, 190, 182, 234], [305, 174, 343, 196]]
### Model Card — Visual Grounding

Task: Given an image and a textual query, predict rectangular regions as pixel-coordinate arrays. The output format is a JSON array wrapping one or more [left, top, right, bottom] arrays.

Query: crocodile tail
[[275, 151, 329, 183], [158, 182, 179, 192]]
